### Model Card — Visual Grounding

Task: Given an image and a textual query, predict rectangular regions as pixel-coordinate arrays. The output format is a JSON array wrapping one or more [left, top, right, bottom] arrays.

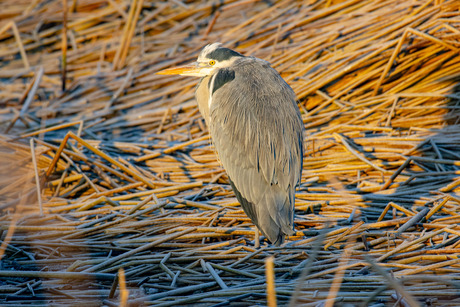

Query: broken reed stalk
[[0, 270, 115, 280], [11, 22, 29, 70], [113, 0, 144, 70], [29, 138, 43, 215], [118, 268, 129, 307], [5, 66, 44, 133], [45, 131, 155, 188], [265, 256, 277, 307]]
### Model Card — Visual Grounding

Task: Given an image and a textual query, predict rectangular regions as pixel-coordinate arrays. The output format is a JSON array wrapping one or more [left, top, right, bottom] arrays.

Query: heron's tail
[[257, 192, 295, 246], [228, 177, 295, 246]]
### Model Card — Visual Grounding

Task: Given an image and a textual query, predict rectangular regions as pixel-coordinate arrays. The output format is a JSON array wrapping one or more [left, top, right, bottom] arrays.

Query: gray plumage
[[158, 43, 304, 246]]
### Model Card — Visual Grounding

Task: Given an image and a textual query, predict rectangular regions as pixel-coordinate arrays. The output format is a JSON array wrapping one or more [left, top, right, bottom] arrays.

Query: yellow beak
[[156, 63, 207, 77]]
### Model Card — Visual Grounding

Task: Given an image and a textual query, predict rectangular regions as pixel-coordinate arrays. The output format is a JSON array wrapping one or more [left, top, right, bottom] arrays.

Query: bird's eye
[[209, 60, 216, 66]]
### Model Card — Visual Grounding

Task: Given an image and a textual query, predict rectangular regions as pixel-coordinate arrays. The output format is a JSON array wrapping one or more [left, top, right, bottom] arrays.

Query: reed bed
[[1, 0, 460, 305]]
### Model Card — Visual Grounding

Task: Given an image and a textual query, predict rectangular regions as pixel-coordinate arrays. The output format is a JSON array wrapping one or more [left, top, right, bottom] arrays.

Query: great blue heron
[[158, 43, 304, 246]]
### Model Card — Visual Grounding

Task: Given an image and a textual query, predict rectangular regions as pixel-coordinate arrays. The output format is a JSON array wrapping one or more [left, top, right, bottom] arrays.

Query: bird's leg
[[254, 226, 260, 249]]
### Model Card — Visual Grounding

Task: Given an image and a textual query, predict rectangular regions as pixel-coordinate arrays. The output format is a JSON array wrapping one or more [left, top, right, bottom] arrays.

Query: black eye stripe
[[207, 48, 243, 61]]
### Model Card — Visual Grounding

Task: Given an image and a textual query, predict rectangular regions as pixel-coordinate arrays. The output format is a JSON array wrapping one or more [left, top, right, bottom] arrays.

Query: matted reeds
[[1, 0, 460, 306]]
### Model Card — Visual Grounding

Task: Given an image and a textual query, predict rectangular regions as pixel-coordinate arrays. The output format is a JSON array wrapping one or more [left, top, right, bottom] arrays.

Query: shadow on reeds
[[446, 81, 460, 126], [378, 79, 460, 217]]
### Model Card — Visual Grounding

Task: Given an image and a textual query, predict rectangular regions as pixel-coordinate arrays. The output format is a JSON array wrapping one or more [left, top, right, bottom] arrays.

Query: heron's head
[[157, 43, 244, 77]]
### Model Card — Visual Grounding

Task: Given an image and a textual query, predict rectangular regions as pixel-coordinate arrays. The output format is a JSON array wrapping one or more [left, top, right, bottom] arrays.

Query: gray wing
[[209, 57, 304, 245]]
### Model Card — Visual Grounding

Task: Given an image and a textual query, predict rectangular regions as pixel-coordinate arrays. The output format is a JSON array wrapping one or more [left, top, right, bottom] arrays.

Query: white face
[[157, 43, 241, 77], [191, 43, 240, 77]]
